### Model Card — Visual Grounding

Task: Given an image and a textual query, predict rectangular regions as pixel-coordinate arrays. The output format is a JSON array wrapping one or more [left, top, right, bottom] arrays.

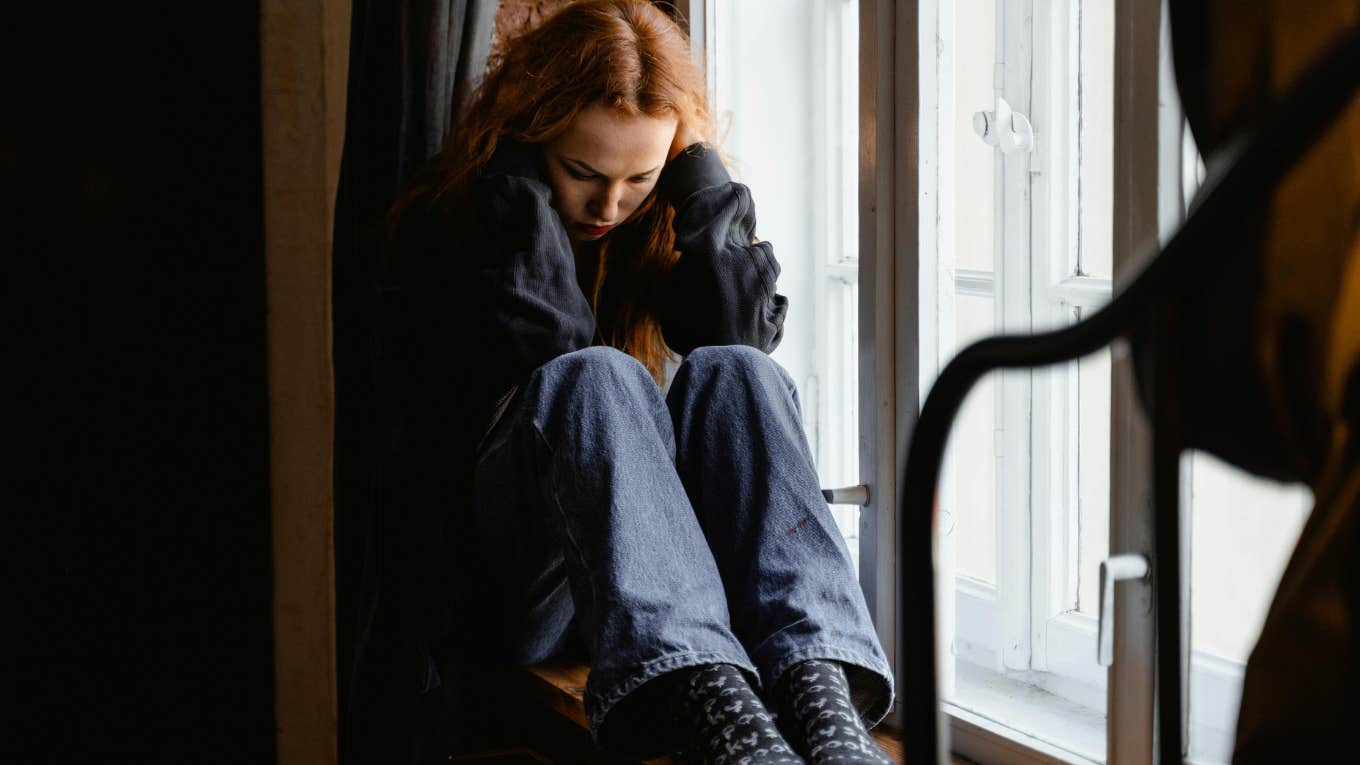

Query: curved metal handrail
[[898, 26, 1360, 763]]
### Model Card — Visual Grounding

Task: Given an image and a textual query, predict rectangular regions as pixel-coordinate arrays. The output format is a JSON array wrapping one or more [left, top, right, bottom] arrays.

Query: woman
[[388, 2, 893, 762]]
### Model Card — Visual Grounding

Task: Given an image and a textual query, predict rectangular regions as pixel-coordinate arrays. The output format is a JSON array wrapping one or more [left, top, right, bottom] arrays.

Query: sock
[[676, 663, 802, 765], [775, 660, 892, 765]]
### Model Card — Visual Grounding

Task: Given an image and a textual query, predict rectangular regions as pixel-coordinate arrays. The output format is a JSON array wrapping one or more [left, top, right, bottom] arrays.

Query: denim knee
[[681, 344, 785, 381], [532, 346, 656, 400], [526, 346, 670, 447], [677, 345, 798, 407]]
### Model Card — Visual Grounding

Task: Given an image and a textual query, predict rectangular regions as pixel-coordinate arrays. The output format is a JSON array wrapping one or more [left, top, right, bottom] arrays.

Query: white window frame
[[915, 3, 1108, 761], [921, 0, 1113, 714], [1026, 0, 1110, 703]]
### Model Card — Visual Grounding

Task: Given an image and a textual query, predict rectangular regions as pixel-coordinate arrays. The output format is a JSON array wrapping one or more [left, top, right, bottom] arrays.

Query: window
[[923, 3, 1315, 762], [696, 0, 864, 569], [688, 1, 1314, 762], [922, 1, 1114, 758]]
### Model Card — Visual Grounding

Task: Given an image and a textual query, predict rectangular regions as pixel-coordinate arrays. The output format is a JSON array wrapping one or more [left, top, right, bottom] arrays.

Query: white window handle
[[822, 484, 870, 506], [972, 96, 1034, 154], [1097, 553, 1150, 666]]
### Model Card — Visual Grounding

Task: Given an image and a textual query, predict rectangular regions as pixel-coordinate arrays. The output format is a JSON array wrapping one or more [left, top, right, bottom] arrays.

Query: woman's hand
[[668, 121, 707, 161]]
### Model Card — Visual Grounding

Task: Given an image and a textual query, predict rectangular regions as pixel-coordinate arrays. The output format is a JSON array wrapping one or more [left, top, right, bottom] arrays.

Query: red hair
[[397, 0, 716, 384]]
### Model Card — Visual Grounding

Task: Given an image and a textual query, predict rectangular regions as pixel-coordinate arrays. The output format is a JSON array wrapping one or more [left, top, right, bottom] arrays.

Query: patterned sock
[[774, 660, 892, 765], [676, 663, 802, 765]]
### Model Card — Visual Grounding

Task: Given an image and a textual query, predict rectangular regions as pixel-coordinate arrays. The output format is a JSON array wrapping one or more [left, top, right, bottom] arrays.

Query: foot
[[774, 660, 892, 765], [676, 663, 803, 765]]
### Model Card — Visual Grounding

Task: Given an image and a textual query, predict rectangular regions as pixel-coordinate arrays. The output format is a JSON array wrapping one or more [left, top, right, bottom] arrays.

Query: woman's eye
[[629, 176, 653, 185], [566, 168, 595, 181]]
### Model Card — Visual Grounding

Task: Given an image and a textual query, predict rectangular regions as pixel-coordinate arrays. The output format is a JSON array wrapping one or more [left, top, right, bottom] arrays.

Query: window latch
[[972, 96, 1035, 155], [822, 484, 870, 506], [1097, 553, 1151, 666]]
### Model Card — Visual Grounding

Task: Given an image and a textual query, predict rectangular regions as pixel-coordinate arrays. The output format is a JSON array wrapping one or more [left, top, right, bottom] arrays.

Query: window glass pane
[[953, 0, 997, 273], [1187, 453, 1311, 762], [948, 294, 997, 584], [1190, 457, 1308, 660], [712, 0, 818, 410], [710, 0, 859, 557]]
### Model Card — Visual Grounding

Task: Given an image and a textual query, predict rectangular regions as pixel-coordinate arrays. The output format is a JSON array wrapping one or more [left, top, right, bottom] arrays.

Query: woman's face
[[543, 104, 678, 242]]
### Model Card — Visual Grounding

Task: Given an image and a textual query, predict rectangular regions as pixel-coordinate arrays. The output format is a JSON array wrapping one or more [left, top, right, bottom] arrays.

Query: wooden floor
[[518, 659, 973, 765]]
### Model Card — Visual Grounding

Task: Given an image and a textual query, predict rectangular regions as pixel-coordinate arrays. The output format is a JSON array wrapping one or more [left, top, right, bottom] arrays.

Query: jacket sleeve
[[656, 144, 789, 356], [470, 140, 597, 387]]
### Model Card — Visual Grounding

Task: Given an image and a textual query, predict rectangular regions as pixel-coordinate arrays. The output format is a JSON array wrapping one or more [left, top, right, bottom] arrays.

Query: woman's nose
[[589, 184, 624, 222]]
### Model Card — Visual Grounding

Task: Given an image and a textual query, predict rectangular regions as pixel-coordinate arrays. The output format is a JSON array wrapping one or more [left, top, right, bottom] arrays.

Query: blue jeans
[[472, 345, 892, 753]]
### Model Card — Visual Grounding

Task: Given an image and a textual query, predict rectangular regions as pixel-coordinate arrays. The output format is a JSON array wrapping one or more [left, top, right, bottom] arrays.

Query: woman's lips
[[576, 222, 614, 237]]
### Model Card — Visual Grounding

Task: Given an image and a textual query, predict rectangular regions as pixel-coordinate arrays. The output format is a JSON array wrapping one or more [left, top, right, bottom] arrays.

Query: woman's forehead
[[551, 104, 676, 175]]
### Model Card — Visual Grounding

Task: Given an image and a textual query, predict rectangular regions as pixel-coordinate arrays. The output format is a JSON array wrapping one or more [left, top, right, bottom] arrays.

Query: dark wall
[[4, 4, 275, 763]]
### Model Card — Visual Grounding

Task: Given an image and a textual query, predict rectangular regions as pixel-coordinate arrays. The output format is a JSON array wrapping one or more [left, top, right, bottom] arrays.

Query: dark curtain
[[332, 1, 495, 762]]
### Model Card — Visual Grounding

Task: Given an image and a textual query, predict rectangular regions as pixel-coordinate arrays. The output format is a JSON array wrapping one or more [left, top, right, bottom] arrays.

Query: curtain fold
[[332, 2, 494, 762]]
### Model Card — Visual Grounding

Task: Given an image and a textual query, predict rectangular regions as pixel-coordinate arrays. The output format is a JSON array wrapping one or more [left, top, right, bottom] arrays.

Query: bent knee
[[533, 346, 654, 395], [541, 346, 647, 376], [682, 344, 784, 379]]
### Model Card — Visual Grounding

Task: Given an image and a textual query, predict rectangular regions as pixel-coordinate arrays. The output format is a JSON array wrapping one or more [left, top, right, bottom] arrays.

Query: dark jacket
[[356, 140, 788, 761], [400, 140, 786, 436]]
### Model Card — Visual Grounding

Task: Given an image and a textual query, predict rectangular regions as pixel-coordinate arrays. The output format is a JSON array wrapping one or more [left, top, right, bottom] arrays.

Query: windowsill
[[946, 660, 1104, 765], [520, 660, 928, 764]]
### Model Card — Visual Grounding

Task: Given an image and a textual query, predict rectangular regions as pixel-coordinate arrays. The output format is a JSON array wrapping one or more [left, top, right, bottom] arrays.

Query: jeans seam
[[746, 616, 811, 659]]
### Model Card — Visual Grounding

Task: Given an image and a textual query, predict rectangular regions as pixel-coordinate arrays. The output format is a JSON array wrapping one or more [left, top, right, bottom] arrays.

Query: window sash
[[1029, 0, 1109, 680]]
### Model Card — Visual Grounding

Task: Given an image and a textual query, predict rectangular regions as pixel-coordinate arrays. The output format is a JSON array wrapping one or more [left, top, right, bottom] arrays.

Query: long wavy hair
[[395, 0, 716, 384]]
